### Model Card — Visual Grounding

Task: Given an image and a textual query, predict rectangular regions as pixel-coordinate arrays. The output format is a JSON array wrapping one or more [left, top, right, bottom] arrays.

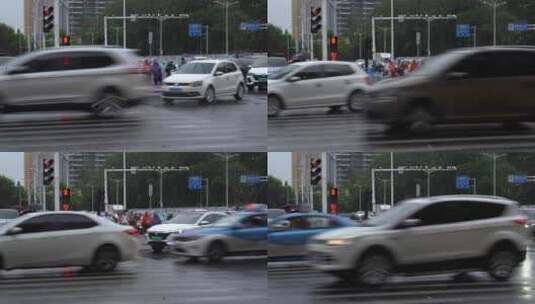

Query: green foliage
[[76, 0, 267, 55], [0, 23, 27, 56], [0, 175, 26, 208], [266, 176, 295, 208]]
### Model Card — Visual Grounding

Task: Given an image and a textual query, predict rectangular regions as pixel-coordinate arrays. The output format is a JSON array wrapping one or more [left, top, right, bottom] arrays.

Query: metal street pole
[[104, 17, 108, 46], [390, 152, 394, 207], [427, 18, 431, 56], [371, 18, 376, 60], [123, 0, 126, 48], [91, 185, 94, 212], [321, 152, 327, 213], [54, 152, 60, 211], [390, 0, 394, 59], [159, 170, 163, 208], [123, 152, 126, 210], [159, 17, 164, 56], [54, 0, 59, 47], [205, 178, 209, 207], [481, 1, 506, 46], [214, 1, 239, 55], [115, 180, 119, 205], [427, 171, 431, 196], [321, 0, 328, 60]]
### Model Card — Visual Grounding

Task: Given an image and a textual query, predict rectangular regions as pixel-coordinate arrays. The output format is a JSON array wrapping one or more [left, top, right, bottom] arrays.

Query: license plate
[[170, 87, 182, 92], [151, 236, 162, 241]]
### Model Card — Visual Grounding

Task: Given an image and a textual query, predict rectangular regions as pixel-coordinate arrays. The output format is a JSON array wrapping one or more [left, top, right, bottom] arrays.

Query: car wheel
[[201, 86, 216, 105], [488, 248, 517, 281], [151, 243, 165, 253], [355, 253, 392, 286], [406, 106, 436, 134], [206, 241, 226, 263], [268, 95, 282, 117], [234, 83, 245, 101], [247, 85, 255, 92], [93, 89, 124, 118], [93, 246, 119, 272], [347, 91, 364, 112]]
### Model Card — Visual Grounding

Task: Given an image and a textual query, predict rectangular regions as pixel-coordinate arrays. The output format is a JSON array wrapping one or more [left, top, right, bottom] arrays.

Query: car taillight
[[124, 228, 139, 237], [513, 217, 528, 226]]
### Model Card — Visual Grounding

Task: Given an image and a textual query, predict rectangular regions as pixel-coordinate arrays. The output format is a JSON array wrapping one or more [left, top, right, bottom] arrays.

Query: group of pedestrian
[[109, 210, 175, 233], [143, 57, 188, 87]]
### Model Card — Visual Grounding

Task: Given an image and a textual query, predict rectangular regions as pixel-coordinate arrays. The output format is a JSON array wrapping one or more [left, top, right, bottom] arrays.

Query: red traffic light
[[329, 187, 337, 197], [61, 35, 70, 46], [62, 188, 71, 197]]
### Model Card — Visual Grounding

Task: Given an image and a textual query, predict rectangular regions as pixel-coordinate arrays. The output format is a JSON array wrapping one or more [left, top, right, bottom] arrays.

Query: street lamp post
[[481, 0, 506, 46], [214, 0, 239, 55], [390, 0, 394, 59], [483, 153, 506, 196], [123, 0, 126, 48]]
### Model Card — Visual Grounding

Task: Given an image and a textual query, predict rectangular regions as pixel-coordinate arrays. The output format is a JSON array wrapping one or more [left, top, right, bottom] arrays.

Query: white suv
[[308, 195, 529, 286], [161, 60, 245, 105], [267, 61, 371, 117]]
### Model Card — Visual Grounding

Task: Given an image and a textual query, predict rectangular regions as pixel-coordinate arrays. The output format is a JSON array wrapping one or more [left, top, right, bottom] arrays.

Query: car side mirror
[[287, 76, 301, 83], [215, 71, 224, 76], [398, 218, 421, 229], [7, 66, 29, 75], [6, 227, 23, 235], [445, 72, 468, 80], [199, 220, 210, 226]]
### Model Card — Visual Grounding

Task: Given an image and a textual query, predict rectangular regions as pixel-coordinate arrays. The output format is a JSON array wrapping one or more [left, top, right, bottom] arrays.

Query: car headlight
[[326, 239, 351, 246], [191, 81, 203, 87]]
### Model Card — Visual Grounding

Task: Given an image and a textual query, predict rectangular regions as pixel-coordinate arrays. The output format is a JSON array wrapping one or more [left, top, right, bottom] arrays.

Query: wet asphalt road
[[0, 93, 266, 152], [268, 248, 535, 304], [268, 108, 535, 152], [0, 244, 267, 304]]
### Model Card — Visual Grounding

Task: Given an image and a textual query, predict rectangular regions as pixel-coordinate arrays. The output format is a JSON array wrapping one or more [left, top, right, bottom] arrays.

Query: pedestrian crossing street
[[0, 95, 266, 152], [268, 262, 535, 304]]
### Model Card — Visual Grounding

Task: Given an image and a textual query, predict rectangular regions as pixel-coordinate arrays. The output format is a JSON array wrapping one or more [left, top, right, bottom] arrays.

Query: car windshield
[[251, 58, 267, 68], [168, 213, 204, 224], [268, 210, 285, 219], [366, 202, 420, 227], [268, 57, 287, 67], [175, 62, 214, 74], [412, 51, 465, 76], [211, 215, 241, 227], [0, 209, 18, 219], [268, 64, 299, 80]]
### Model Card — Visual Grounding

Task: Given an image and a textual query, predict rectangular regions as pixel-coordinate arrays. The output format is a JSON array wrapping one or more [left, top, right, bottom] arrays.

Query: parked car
[[161, 59, 245, 105], [364, 46, 535, 133], [0, 47, 150, 117], [269, 213, 355, 260], [308, 195, 529, 286], [146, 210, 228, 253], [167, 212, 267, 263], [0, 211, 140, 272], [521, 207, 535, 238], [246, 57, 287, 92], [268, 61, 371, 117], [0, 209, 19, 227]]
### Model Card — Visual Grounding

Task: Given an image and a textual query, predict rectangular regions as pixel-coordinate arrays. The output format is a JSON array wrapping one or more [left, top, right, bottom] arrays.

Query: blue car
[[268, 213, 355, 261], [167, 212, 267, 263]]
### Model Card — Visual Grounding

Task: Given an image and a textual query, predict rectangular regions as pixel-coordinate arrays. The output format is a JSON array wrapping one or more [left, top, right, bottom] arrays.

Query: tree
[[0, 23, 27, 56], [266, 176, 295, 208], [0, 175, 26, 208]]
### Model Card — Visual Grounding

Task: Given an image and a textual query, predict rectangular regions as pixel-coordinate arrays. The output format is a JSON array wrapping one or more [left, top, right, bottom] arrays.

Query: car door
[[230, 214, 267, 253], [212, 62, 227, 93], [283, 64, 325, 108], [51, 214, 100, 266], [1, 214, 65, 268], [225, 62, 242, 93], [498, 51, 535, 117], [393, 201, 472, 265], [432, 52, 495, 120], [320, 63, 358, 106]]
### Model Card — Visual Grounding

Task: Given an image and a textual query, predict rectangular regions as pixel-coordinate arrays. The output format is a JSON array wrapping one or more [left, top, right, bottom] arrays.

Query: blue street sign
[[456, 175, 471, 189], [240, 22, 261, 32], [508, 23, 530, 32], [456, 24, 471, 38], [240, 175, 263, 185], [508, 174, 528, 184], [189, 23, 202, 37], [188, 176, 203, 190]]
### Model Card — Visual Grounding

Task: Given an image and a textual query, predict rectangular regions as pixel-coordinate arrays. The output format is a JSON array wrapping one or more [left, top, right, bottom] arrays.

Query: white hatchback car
[[161, 60, 245, 105], [267, 61, 371, 117], [0, 211, 140, 272], [146, 210, 228, 253]]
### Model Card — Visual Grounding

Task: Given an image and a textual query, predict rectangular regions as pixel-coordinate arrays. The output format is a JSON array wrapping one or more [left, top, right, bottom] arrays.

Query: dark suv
[[364, 47, 535, 133]]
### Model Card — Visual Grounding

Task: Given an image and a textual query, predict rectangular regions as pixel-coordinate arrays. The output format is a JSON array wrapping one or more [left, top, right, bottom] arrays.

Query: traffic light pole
[[54, 0, 60, 48], [321, 152, 327, 213], [54, 152, 60, 211], [321, 0, 328, 61]]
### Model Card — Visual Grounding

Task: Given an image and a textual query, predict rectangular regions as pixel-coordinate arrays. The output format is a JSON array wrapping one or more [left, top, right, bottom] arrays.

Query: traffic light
[[310, 158, 321, 185], [329, 36, 338, 61], [61, 35, 71, 46], [310, 7, 322, 34], [61, 187, 71, 209], [328, 187, 338, 214], [42, 159, 54, 186], [43, 6, 54, 33]]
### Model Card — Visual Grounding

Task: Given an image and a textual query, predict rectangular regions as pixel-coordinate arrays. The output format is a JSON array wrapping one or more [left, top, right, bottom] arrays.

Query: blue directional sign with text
[[240, 175, 265, 185], [456, 24, 471, 38], [508, 23, 529, 32], [508, 175, 528, 184], [240, 22, 261, 32], [188, 176, 203, 190], [456, 175, 470, 189], [189, 23, 202, 37]]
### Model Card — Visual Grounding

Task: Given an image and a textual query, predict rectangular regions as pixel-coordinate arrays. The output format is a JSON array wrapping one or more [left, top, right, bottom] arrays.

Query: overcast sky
[[0, 0, 23, 31], [268, 0, 291, 32], [268, 152, 291, 185], [0, 152, 24, 185]]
